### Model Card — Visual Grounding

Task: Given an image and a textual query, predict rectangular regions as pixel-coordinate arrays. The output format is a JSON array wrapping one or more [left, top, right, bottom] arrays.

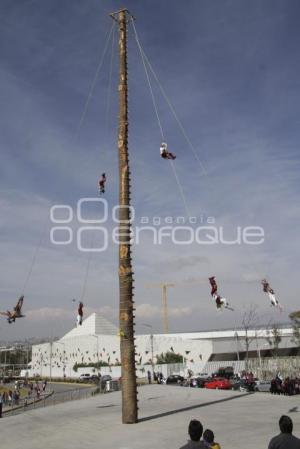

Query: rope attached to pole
[[131, 20, 192, 217], [76, 22, 115, 138], [131, 21, 207, 177]]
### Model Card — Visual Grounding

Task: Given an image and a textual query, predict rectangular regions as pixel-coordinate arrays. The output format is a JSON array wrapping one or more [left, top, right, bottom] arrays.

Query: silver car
[[254, 380, 271, 392]]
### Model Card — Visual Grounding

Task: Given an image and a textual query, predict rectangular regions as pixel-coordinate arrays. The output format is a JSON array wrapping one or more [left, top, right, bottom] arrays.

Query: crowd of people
[[153, 371, 165, 384], [0, 379, 48, 417], [0, 389, 21, 407], [179, 415, 300, 449], [270, 375, 300, 395]]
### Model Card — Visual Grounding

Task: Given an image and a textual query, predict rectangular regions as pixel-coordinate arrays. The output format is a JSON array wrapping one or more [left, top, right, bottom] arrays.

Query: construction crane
[[146, 283, 175, 333]]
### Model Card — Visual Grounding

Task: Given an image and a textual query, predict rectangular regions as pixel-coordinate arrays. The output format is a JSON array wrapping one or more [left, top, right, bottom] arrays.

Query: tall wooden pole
[[113, 8, 138, 424]]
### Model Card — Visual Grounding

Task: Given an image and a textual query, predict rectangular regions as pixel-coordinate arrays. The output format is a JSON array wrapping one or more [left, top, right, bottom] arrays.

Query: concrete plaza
[[1, 385, 300, 449]]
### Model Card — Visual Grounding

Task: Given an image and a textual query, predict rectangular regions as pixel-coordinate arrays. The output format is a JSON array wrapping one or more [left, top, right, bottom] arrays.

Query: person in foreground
[[203, 429, 221, 449], [179, 419, 206, 448], [268, 415, 300, 449]]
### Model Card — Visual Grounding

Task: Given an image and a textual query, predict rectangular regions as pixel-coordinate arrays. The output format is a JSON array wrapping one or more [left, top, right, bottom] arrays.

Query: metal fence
[[3, 380, 120, 417], [248, 356, 300, 379], [202, 357, 300, 379]]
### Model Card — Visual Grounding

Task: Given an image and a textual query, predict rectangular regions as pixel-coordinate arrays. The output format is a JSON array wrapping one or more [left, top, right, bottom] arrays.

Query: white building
[[29, 313, 297, 379]]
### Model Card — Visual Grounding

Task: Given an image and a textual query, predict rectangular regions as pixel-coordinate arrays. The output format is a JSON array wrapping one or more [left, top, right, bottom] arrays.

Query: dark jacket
[[268, 433, 300, 449], [179, 441, 206, 449]]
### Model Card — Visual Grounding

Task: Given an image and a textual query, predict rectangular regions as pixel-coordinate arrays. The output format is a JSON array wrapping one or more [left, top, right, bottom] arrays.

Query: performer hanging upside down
[[261, 279, 282, 310], [160, 142, 176, 160], [77, 301, 84, 326], [0, 296, 25, 324], [208, 276, 232, 311], [98, 173, 106, 194]]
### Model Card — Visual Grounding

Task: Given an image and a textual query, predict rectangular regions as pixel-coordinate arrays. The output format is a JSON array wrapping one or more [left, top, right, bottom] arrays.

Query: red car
[[204, 377, 232, 390]]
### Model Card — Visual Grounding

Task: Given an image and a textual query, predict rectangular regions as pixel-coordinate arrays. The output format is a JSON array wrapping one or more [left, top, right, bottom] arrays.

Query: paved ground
[[1, 385, 300, 449]]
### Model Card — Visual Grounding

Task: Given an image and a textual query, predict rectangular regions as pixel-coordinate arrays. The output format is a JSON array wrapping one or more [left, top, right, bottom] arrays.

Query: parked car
[[204, 377, 232, 390], [191, 376, 212, 388], [166, 374, 184, 385], [231, 378, 256, 392], [79, 373, 91, 381], [212, 366, 234, 379], [89, 375, 100, 383], [254, 380, 271, 392], [197, 372, 210, 379]]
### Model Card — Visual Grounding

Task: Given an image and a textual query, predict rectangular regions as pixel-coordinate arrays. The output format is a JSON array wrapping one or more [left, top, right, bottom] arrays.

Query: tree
[[242, 305, 259, 370], [116, 8, 137, 424], [265, 323, 282, 358], [156, 351, 183, 364], [289, 311, 300, 353], [73, 361, 109, 372]]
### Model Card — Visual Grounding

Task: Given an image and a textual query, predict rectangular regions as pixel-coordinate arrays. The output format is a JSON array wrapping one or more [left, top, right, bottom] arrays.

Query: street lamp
[[142, 323, 155, 376], [234, 331, 240, 362], [91, 335, 100, 372], [255, 331, 269, 377]]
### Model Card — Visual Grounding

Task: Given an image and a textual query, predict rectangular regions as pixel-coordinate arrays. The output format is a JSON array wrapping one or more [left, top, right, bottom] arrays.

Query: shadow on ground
[[139, 391, 253, 422]]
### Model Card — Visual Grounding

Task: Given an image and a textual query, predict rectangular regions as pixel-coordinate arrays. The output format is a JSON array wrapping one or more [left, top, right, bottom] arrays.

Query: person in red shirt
[[77, 302, 84, 326]]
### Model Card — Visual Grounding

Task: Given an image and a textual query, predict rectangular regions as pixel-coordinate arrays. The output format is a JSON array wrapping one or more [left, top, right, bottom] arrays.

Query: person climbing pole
[[98, 173, 106, 194]]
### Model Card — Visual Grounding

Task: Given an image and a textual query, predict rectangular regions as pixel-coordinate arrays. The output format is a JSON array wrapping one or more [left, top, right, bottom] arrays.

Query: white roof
[[61, 313, 118, 340]]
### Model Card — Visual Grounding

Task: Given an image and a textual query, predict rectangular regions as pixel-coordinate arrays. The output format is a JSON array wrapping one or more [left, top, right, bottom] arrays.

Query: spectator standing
[[0, 393, 3, 418], [159, 372, 164, 384], [268, 415, 300, 449], [147, 370, 152, 384], [8, 390, 12, 406]]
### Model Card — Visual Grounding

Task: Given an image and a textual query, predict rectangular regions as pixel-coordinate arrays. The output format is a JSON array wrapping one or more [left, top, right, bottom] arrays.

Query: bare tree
[[242, 305, 259, 371]]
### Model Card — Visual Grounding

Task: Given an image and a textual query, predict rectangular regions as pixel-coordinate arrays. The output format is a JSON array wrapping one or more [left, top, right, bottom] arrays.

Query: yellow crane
[[146, 283, 175, 333]]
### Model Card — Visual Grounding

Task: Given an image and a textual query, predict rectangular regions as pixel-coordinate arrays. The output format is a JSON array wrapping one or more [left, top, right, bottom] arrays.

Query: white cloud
[[136, 303, 194, 319], [26, 307, 73, 321]]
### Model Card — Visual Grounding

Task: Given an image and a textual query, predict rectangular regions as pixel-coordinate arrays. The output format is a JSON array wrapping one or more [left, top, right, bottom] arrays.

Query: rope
[[144, 51, 207, 177], [21, 234, 43, 294], [76, 22, 115, 138], [101, 21, 116, 172], [131, 20, 165, 140], [80, 233, 95, 302], [132, 21, 193, 217], [12, 25, 114, 306], [130, 22, 271, 290], [105, 22, 116, 130], [170, 161, 192, 218], [20, 217, 48, 295], [131, 21, 207, 177], [139, 38, 269, 282]]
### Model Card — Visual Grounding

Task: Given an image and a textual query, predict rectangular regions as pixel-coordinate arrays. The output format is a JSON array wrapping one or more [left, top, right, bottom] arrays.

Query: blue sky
[[0, 0, 300, 339]]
